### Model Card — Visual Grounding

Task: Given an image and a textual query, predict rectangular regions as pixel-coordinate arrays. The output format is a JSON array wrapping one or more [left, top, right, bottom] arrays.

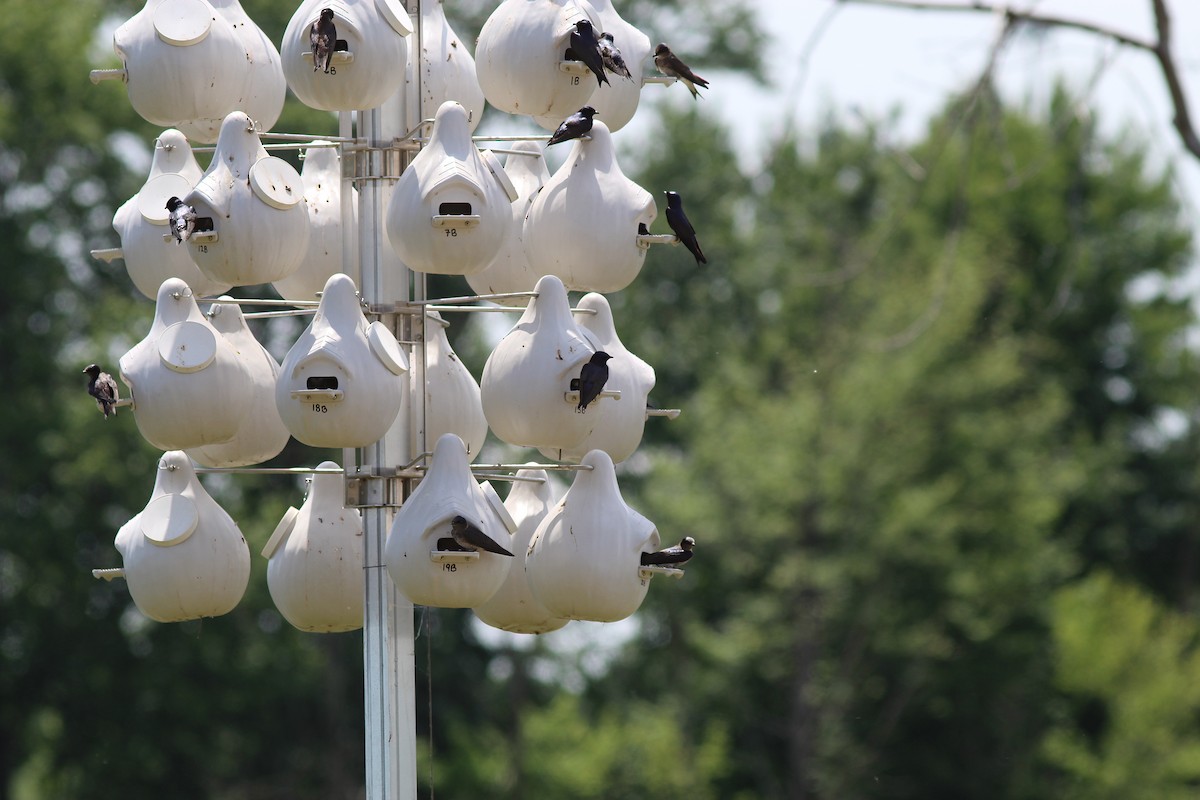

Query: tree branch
[[836, 0, 1200, 159]]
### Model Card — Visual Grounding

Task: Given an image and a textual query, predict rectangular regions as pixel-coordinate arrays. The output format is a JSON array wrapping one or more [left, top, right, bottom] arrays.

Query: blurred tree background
[[3, 0, 1200, 798]]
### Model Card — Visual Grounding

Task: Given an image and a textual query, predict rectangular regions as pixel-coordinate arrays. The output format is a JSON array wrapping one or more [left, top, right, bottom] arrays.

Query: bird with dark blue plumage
[[569, 19, 609, 88], [641, 536, 696, 567], [575, 351, 612, 412], [665, 190, 706, 264], [547, 106, 597, 147]]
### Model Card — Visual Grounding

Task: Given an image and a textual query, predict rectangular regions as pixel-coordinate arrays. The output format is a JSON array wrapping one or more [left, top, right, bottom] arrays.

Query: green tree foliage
[[1042, 570, 1200, 799], [6, 0, 1200, 796], [604, 87, 1199, 798]]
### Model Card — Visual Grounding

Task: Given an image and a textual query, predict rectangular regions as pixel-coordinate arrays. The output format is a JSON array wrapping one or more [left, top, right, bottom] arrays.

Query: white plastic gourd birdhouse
[[263, 462, 364, 632], [112, 0, 284, 143], [276, 273, 408, 448], [420, 311, 488, 462], [282, 0, 413, 112], [524, 121, 655, 293], [113, 129, 232, 300], [466, 141, 550, 304], [119, 278, 254, 451], [411, 0, 485, 132], [184, 112, 309, 287], [385, 101, 516, 276], [272, 142, 360, 301], [476, 0, 601, 119], [473, 467, 570, 634], [526, 449, 658, 622], [384, 433, 516, 608], [113, 450, 250, 622], [539, 293, 654, 464], [480, 275, 610, 451], [187, 298, 290, 467], [531, 0, 650, 134]]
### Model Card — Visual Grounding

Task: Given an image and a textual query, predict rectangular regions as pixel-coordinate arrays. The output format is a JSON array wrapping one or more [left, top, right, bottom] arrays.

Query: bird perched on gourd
[[83, 364, 120, 419], [641, 536, 696, 567]]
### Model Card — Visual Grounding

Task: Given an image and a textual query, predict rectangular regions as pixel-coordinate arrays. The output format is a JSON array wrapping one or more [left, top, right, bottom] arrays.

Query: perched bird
[[450, 515, 514, 557], [665, 191, 706, 264], [165, 196, 196, 244], [569, 19, 609, 87], [311, 8, 337, 73], [83, 364, 120, 419], [547, 106, 597, 147], [576, 351, 612, 412], [597, 32, 632, 80], [653, 43, 709, 99], [641, 536, 696, 567]]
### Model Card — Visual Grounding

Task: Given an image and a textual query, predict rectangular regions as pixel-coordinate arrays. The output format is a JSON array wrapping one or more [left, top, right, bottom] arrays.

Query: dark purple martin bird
[[450, 515, 514, 557], [165, 196, 196, 244], [547, 106, 597, 147], [597, 32, 632, 80], [641, 536, 696, 567], [576, 351, 612, 412], [311, 8, 336, 73], [83, 364, 120, 419], [654, 43, 709, 99], [569, 19, 609, 87], [665, 191, 706, 264]]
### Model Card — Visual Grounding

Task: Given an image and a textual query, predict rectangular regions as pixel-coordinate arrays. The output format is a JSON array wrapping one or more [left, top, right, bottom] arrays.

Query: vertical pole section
[[360, 72, 418, 800]]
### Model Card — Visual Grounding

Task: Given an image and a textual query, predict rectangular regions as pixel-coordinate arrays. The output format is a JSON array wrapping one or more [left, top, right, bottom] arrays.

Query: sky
[[706, 0, 1200, 213]]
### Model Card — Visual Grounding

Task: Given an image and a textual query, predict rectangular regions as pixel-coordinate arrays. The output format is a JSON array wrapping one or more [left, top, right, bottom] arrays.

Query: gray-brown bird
[[165, 196, 196, 244], [311, 8, 336, 73], [450, 515, 514, 557], [83, 364, 120, 419], [641, 536, 696, 567], [654, 43, 709, 99], [598, 32, 632, 80]]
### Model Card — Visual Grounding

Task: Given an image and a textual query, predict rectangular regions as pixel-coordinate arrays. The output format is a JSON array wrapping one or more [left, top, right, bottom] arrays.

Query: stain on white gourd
[[282, 0, 412, 112], [187, 298, 291, 467], [523, 122, 656, 293], [411, 0, 485, 133], [276, 273, 408, 448], [466, 141, 550, 304], [480, 275, 607, 451], [386, 101, 513, 276], [273, 142, 360, 301], [113, 128, 232, 300], [384, 434, 515, 608], [473, 467, 571, 634], [525, 449, 659, 622], [420, 311, 488, 463], [119, 278, 254, 451], [113, 0, 284, 143], [476, 0, 601, 120], [264, 462, 364, 632], [538, 293, 654, 464], [114, 451, 250, 622]]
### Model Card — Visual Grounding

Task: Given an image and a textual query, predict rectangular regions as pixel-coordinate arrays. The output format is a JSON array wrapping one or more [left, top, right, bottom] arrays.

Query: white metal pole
[[359, 5, 420, 790]]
